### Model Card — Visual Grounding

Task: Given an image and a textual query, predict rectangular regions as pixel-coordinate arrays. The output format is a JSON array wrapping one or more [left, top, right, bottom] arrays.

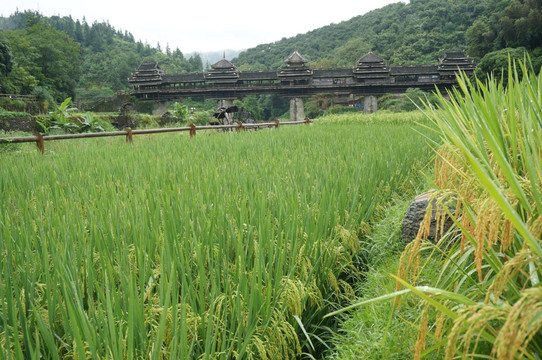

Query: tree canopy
[[0, 40, 12, 77], [0, 10, 204, 102], [0, 18, 80, 100]]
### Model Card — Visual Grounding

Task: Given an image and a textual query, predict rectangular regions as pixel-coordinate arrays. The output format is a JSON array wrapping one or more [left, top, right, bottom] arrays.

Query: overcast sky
[[1, 0, 405, 54]]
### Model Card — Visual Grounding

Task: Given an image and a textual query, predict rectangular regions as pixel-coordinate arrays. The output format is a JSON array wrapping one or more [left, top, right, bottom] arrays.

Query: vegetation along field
[[0, 112, 436, 359], [327, 63, 542, 359]]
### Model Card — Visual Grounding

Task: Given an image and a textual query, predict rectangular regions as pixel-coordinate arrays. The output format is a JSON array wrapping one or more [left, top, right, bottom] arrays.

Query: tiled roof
[[357, 52, 384, 63], [138, 62, 160, 70], [211, 58, 236, 70], [284, 51, 309, 65]]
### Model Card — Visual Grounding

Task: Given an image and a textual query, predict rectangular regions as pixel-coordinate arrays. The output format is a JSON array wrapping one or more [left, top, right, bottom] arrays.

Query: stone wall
[[0, 117, 37, 133]]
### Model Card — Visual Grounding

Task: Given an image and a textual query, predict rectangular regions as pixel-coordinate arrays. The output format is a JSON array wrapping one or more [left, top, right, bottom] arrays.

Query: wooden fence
[[0, 119, 311, 154], [0, 94, 37, 101]]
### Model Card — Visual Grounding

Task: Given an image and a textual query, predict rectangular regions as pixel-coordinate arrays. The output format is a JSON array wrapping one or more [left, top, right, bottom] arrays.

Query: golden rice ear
[[459, 207, 473, 255], [473, 198, 490, 282], [494, 287, 542, 360], [435, 143, 463, 190], [486, 249, 534, 304], [445, 308, 468, 359], [420, 197, 434, 241], [395, 235, 428, 310], [395, 247, 408, 294], [445, 305, 508, 360], [528, 215, 542, 241], [414, 305, 429, 360], [434, 310, 447, 341], [500, 219, 515, 251]]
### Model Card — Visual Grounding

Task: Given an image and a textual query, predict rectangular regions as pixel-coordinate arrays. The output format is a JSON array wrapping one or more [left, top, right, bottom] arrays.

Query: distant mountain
[[189, 50, 244, 70]]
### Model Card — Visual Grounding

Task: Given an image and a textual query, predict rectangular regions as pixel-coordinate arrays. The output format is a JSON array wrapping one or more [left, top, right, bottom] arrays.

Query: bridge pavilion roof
[[211, 58, 237, 70], [128, 62, 164, 86], [284, 51, 309, 66], [438, 50, 475, 75], [357, 52, 386, 63], [279, 51, 313, 81], [353, 52, 390, 79], [205, 57, 239, 84]]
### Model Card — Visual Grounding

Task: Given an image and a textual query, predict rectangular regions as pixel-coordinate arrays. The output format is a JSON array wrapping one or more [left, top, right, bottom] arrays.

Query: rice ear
[[493, 287, 542, 360], [486, 249, 534, 304], [414, 305, 429, 360]]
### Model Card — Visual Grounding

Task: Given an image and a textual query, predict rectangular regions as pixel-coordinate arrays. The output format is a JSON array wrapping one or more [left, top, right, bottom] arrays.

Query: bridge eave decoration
[[128, 50, 476, 100], [278, 51, 313, 87], [204, 58, 240, 86], [352, 52, 392, 84], [129, 62, 164, 88], [438, 50, 476, 79]]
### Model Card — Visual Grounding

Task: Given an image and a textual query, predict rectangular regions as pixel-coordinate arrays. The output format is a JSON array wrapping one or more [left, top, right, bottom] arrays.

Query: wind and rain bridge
[[129, 50, 475, 121]]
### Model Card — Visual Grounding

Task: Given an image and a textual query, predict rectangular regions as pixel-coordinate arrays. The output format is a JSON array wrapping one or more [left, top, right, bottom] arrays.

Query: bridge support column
[[364, 96, 378, 113], [152, 101, 168, 116], [290, 98, 304, 122]]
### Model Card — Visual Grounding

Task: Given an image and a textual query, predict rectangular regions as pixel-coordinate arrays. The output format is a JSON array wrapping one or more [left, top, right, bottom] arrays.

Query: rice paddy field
[[0, 112, 436, 359]]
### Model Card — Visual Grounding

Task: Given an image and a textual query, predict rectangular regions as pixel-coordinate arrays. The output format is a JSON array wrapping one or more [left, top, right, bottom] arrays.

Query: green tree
[[0, 30, 40, 94], [0, 40, 13, 77], [466, 19, 496, 59], [0, 22, 79, 100], [25, 23, 80, 100], [332, 38, 372, 67], [475, 47, 536, 82], [499, 0, 542, 49], [235, 95, 264, 120], [188, 53, 203, 72]]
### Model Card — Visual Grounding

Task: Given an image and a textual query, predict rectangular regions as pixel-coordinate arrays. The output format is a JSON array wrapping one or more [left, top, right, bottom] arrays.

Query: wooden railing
[[0, 94, 37, 101], [0, 119, 311, 154]]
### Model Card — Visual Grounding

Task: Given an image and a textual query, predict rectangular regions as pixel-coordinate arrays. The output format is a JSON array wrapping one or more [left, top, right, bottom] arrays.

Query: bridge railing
[[0, 119, 311, 154]]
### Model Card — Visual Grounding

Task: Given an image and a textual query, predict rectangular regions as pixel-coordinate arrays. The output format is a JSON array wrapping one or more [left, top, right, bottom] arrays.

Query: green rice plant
[[337, 60, 542, 359], [0, 113, 435, 359]]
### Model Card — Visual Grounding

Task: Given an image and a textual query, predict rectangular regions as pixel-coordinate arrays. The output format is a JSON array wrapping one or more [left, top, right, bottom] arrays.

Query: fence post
[[236, 121, 244, 133], [304, 117, 312, 125], [190, 123, 196, 138], [274, 119, 280, 128], [125, 127, 133, 143], [35, 132, 44, 154]]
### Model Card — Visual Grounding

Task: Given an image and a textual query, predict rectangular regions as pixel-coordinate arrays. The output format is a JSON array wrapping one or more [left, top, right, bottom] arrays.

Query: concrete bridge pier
[[152, 101, 168, 116], [364, 96, 378, 113], [290, 98, 305, 122]]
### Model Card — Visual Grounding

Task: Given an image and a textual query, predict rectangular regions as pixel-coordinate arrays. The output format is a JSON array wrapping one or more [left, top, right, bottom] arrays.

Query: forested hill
[[0, 11, 204, 102], [233, 0, 488, 69], [233, 0, 541, 70]]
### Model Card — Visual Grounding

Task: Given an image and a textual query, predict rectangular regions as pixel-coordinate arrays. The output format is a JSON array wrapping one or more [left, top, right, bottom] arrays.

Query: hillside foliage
[[0, 0, 541, 108], [233, 0, 542, 76], [0, 11, 203, 102], [234, 0, 490, 69]]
